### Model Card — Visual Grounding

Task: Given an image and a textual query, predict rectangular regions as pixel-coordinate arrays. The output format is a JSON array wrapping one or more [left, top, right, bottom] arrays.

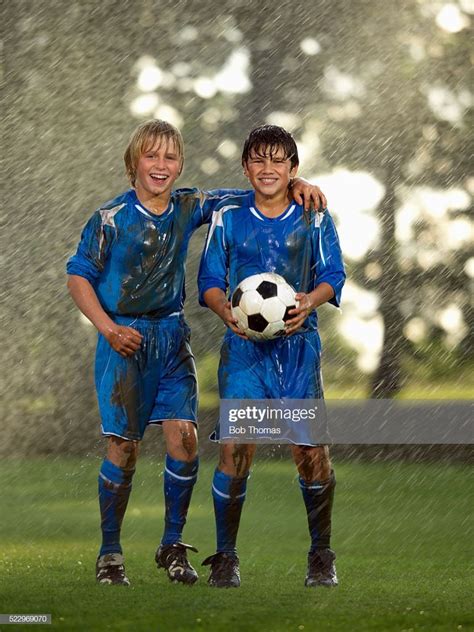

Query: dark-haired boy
[[198, 125, 345, 588], [66, 119, 326, 586]]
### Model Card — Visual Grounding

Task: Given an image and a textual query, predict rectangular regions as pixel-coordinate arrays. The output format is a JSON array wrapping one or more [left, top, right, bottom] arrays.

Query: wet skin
[[218, 443, 331, 482], [106, 420, 198, 468], [134, 138, 183, 214]]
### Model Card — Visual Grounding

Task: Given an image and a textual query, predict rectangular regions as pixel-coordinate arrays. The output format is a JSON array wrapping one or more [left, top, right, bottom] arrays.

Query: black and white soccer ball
[[230, 273, 299, 341]]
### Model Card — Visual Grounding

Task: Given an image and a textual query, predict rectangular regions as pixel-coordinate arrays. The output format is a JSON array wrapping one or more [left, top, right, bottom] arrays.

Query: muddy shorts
[[211, 329, 324, 443], [95, 314, 197, 441]]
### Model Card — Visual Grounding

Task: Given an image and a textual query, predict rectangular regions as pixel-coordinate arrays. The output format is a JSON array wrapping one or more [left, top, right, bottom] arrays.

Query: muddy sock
[[98, 459, 134, 556], [299, 469, 336, 552], [161, 454, 199, 546], [212, 469, 248, 556]]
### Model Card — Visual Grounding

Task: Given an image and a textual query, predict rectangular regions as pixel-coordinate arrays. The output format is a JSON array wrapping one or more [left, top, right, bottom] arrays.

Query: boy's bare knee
[[107, 436, 140, 470], [163, 420, 198, 461], [293, 445, 331, 482], [218, 444, 255, 477], [178, 426, 198, 461]]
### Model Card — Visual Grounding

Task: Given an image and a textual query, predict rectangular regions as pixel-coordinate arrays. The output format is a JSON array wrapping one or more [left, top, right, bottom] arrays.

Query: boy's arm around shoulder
[[192, 181, 327, 224], [174, 187, 251, 227]]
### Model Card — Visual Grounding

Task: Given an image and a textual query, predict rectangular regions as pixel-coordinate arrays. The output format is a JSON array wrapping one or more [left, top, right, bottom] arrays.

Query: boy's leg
[[202, 443, 256, 588], [96, 436, 140, 585], [291, 444, 337, 587], [160, 420, 199, 546], [213, 443, 255, 554], [155, 420, 199, 584], [202, 333, 263, 588], [150, 317, 201, 584], [94, 319, 157, 585]]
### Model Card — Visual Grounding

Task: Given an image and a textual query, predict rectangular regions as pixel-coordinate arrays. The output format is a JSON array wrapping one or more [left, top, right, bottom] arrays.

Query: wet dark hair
[[241, 125, 299, 169]]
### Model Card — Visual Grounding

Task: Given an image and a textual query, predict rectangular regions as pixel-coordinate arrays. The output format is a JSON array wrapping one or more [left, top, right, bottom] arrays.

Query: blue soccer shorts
[[212, 329, 324, 442], [95, 314, 198, 441]]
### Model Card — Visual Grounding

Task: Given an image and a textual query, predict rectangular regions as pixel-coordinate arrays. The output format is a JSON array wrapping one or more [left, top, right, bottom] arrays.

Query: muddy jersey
[[198, 192, 345, 330], [67, 188, 249, 318]]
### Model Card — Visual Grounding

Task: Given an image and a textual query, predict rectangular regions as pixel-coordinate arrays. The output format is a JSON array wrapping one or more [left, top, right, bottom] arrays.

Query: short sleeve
[[313, 210, 346, 307], [66, 211, 114, 284]]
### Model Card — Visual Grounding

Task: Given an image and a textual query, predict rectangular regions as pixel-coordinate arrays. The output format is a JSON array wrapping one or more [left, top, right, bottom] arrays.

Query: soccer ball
[[230, 273, 298, 341]]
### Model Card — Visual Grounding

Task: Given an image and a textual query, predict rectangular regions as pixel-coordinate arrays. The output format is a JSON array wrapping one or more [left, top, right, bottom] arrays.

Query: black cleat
[[155, 542, 199, 585], [202, 552, 240, 588], [305, 548, 338, 587], [96, 553, 130, 586]]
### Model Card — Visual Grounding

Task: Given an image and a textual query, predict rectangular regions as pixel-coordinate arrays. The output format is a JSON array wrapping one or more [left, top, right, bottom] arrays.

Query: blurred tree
[[314, 1, 473, 396]]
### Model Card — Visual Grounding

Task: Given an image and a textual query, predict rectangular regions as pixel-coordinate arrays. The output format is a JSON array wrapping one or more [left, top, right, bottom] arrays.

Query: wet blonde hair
[[124, 119, 184, 186]]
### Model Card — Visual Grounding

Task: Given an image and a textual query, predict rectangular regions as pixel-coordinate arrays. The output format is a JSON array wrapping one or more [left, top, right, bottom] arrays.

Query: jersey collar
[[129, 189, 174, 220], [248, 191, 297, 222]]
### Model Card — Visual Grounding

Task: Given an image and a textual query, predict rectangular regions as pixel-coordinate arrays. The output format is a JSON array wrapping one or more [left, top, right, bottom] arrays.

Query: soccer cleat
[[155, 542, 199, 585], [305, 548, 338, 587], [96, 553, 130, 586], [202, 552, 241, 588]]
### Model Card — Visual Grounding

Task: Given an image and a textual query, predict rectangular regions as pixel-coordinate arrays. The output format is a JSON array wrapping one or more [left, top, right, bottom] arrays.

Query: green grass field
[[1, 458, 472, 632]]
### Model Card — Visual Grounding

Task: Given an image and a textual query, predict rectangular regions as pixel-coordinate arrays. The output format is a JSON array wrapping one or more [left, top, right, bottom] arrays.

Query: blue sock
[[212, 469, 248, 556], [299, 470, 336, 552], [161, 454, 199, 546], [98, 459, 135, 556]]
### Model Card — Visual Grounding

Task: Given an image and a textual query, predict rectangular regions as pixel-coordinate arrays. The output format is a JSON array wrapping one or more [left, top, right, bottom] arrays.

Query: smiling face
[[134, 136, 183, 202], [243, 145, 298, 201]]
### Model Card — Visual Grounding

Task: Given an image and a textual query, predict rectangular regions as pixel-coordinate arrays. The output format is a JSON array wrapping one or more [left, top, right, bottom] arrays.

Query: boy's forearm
[[308, 282, 335, 310], [67, 275, 116, 335], [203, 287, 228, 319]]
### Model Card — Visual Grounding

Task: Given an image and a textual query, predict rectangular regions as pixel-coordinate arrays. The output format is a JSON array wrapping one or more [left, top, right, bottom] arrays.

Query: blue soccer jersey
[[67, 187, 249, 318], [198, 192, 345, 330]]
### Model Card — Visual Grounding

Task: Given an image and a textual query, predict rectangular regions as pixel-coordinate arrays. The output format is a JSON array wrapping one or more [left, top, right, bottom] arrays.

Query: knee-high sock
[[98, 459, 135, 556], [161, 454, 199, 546], [299, 469, 336, 552], [212, 469, 248, 555]]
